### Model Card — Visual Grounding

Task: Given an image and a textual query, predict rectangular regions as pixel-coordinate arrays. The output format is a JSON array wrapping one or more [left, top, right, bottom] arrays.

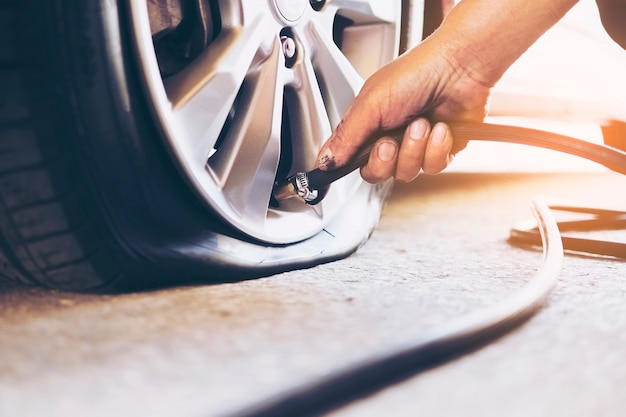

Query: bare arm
[[596, 0, 626, 49], [316, 0, 579, 183]]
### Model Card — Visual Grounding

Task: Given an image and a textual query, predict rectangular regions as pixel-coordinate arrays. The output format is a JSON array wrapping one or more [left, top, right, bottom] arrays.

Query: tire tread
[[0, 0, 127, 291]]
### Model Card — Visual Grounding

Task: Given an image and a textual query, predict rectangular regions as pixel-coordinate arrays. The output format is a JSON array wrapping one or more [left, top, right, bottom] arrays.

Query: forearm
[[596, 0, 626, 49], [430, 0, 579, 87]]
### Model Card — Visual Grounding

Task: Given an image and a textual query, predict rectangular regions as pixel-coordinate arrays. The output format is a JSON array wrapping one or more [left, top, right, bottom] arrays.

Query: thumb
[[316, 94, 380, 171]]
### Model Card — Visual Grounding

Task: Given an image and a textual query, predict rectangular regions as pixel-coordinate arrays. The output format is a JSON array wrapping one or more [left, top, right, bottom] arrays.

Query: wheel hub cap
[[272, 0, 308, 23]]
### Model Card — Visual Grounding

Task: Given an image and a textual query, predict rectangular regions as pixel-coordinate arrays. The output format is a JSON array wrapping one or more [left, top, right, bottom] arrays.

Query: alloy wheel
[[129, 0, 405, 243]]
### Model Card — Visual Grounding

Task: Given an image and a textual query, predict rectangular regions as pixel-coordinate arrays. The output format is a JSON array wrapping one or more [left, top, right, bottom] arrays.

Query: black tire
[[0, 1, 142, 291], [0, 0, 410, 292]]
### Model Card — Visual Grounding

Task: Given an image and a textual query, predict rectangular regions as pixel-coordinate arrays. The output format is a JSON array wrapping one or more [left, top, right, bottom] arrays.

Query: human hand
[[314, 0, 580, 184], [315, 34, 492, 183]]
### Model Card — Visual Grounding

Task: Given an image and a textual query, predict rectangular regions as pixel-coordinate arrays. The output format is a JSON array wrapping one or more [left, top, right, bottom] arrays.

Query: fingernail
[[377, 141, 397, 162], [317, 148, 335, 169], [409, 119, 427, 140], [431, 123, 447, 145]]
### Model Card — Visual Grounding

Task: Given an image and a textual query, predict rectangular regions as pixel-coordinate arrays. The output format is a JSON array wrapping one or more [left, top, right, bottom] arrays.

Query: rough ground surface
[[1, 172, 625, 417]]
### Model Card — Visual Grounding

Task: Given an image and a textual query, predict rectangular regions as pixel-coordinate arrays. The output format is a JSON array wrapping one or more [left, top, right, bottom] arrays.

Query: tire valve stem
[[273, 140, 390, 205], [273, 172, 319, 204], [273, 130, 404, 205]]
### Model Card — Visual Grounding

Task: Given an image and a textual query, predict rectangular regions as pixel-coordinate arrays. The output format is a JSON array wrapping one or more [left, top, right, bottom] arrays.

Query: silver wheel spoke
[[305, 20, 364, 128], [287, 55, 333, 173], [165, 15, 277, 164], [208, 41, 284, 222]]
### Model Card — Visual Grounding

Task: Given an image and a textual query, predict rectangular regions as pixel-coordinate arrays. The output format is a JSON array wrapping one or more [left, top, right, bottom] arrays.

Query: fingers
[[360, 119, 455, 184], [394, 118, 430, 182], [360, 139, 399, 183], [422, 122, 454, 175]]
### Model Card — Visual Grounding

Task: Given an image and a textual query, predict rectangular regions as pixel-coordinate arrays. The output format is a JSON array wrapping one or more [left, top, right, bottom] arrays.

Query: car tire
[[0, 0, 420, 292]]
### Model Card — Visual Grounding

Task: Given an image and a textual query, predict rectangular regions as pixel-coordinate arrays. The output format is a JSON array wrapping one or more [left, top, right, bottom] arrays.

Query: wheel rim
[[128, 0, 404, 243]]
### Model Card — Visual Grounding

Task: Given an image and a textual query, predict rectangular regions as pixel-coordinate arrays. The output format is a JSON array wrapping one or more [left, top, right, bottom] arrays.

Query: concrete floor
[[1, 170, 625, 417], [3, 2, 626, 416]]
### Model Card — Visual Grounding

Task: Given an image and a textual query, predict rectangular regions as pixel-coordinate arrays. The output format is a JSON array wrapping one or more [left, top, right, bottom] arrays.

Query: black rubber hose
[[304, 122, 626, 191], [449, 121, 626, 176]]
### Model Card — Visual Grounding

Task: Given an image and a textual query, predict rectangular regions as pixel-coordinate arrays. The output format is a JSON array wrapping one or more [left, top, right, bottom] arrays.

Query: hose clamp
[[294, 172, 318, 202]]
